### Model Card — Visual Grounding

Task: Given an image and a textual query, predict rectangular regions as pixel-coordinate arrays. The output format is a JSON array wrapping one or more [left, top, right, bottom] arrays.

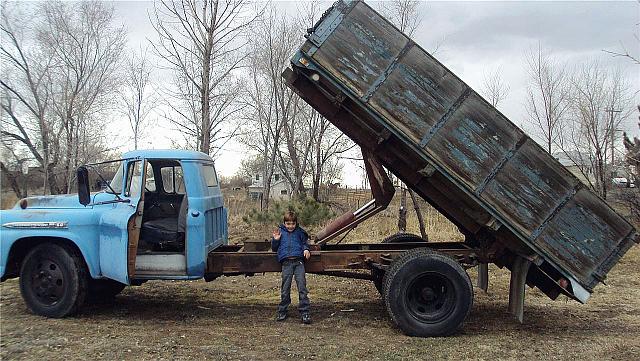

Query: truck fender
[[1, 233, 100, 280]]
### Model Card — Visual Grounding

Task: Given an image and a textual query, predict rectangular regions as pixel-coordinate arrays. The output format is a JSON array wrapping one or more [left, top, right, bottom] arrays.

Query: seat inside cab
[[138, 160, 187, 254]]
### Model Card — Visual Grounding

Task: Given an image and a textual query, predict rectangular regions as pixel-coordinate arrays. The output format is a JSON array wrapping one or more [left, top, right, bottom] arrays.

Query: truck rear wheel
[[19, 243, 88, 318], [382, 233, 426, 244], [383, 248, 473, 337], [372, 233, 427, 294]]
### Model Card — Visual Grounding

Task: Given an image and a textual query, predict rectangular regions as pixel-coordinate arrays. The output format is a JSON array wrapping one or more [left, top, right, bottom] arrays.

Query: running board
[[135, 254, 186, 275]]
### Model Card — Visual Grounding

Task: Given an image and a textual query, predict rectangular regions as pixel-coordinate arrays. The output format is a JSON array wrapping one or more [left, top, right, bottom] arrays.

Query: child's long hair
[[283, 211, 297, 223]]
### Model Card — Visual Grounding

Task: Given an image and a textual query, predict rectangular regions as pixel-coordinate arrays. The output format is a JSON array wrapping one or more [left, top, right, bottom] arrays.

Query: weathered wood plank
[[312, 2, 408, 97], [481, 139, 579, 237]]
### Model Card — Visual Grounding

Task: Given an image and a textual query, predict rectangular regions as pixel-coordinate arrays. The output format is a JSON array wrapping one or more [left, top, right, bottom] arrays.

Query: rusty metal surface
[[285, 0, 638, 295], [314, 211, 355, 242], [207, 242, 475, 275]]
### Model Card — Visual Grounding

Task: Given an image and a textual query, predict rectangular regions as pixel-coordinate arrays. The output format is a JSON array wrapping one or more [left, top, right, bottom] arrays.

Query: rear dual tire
[[382, 248, 473, 337], [372, 233, 426, 294]]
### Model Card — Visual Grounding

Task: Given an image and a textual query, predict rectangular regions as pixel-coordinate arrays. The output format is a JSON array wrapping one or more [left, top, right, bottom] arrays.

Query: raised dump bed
[[284, 0, 638, 304]]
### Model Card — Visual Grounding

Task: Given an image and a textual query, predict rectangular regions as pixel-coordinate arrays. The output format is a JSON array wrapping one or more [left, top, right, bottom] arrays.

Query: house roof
[[554, 151, 591, 167]]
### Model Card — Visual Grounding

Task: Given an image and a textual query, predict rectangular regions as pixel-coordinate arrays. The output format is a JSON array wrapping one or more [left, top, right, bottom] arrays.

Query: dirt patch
[[2, 245, 639, 360]]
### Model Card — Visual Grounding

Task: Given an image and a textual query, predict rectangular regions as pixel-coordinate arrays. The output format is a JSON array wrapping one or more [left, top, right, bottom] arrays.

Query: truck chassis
[[205, 239, 480, 337]]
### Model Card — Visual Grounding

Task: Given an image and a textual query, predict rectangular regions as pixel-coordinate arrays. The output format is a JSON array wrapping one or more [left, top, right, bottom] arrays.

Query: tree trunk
[[201, 59, 211, 154], [47, 162, 61, 195]]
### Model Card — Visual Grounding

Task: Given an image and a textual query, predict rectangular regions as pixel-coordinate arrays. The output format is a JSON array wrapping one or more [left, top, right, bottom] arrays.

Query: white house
[[247, 172, 291, 201], [554, 151, 595, 185]]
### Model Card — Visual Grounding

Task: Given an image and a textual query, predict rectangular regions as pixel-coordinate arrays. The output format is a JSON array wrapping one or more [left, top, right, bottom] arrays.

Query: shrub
[[242, 197, 334, 226]]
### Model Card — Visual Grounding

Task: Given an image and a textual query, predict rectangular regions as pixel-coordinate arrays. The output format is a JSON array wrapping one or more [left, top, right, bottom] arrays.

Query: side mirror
[[77, 166, 91, 206]]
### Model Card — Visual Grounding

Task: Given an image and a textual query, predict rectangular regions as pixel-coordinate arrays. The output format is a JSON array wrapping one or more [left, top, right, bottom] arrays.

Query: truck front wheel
[[383, 248, 473, 337], [19, 243, 88, 318]]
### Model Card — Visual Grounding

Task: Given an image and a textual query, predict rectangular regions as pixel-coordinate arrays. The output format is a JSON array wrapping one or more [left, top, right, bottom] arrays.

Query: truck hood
[[17, 194, 88, 209]]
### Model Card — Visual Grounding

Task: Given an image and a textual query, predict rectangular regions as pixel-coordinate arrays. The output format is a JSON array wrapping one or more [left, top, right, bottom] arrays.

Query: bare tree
[[307, 109, 354, 201], [524, 45, 571, 154], [622, 107, 640, 221], [39, 0, 126, 193], [276, 96, 311, 196], [0, 4, 62, 194], [2, 1, 126, 195], [559, 63, 634, 199], [603, 36, 640, 65], [120, 47, 158, 150], [377, 0, 422, 37], [480, 66, 510, 108], [0, 141, 31, 198], [150, 0, 257, 155], [291, 1, 354, 201], [240, 6, 298, 209], [623, 106, 640, 182]]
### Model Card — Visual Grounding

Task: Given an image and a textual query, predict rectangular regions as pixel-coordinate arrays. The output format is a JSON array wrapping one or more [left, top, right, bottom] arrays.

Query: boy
[[271, 211, 312, 324]]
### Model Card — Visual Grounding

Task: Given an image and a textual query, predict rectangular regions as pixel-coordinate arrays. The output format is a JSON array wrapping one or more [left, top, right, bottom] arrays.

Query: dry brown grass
[[1, 192, 18, 210], [1, 246, 638, 360], [224, 188, 463, 244]]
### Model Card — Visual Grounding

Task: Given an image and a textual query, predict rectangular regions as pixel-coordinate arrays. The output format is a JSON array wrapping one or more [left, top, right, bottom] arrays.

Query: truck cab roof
[[121, 149, 213, 161]]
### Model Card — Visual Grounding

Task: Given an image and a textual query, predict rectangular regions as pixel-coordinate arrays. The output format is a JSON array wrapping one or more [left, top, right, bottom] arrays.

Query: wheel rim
[[405, 272, 456, 324], [29, 257, 65, 306]]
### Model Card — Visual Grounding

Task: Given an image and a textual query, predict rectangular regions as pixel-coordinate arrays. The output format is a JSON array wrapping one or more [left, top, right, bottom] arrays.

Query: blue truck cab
[[0, 149, 228, 317]]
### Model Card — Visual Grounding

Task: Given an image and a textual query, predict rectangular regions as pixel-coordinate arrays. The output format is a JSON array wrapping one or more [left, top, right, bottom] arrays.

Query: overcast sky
[[111, 0, 640, 186]]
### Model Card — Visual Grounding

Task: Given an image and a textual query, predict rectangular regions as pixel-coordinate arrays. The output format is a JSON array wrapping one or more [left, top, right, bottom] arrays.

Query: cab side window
[[145, 162, 156, 192], [125, 161, 142, 198], [202, 164, 218, 187], [161, 166, 185, 194]]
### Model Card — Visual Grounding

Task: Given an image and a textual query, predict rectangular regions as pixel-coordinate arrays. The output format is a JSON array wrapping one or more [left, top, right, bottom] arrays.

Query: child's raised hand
[[272, 228, 281, 241]]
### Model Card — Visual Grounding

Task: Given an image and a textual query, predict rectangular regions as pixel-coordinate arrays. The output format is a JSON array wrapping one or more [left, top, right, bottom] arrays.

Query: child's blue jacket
[[271, 224, 310, 263]]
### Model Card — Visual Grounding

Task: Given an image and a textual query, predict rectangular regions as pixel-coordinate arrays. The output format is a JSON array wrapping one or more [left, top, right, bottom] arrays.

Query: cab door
[[98, 159, 145, 284], [182, 160, 226, 277]]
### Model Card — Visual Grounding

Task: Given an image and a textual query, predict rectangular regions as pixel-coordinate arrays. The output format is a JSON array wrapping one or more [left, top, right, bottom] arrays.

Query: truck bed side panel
[[481, 139, 579, 236], [534, 189, 634, 288], [312, 2, 408, 98], [294, 0, 637, 292]]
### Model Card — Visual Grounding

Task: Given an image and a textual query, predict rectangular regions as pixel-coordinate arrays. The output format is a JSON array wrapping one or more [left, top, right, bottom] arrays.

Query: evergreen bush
[[242, 197, 334, 226]]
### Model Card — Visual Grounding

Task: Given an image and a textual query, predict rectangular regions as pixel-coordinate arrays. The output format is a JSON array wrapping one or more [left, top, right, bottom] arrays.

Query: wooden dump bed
[[284, 0, 638, 300]]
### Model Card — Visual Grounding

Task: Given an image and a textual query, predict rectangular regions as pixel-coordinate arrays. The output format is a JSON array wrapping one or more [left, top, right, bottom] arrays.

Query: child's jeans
[[278, 258, 310, 314]]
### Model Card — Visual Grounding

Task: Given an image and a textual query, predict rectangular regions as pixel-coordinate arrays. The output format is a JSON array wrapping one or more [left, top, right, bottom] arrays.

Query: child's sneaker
[[301, 313, 311, 324], [276, 312, 287, 321]]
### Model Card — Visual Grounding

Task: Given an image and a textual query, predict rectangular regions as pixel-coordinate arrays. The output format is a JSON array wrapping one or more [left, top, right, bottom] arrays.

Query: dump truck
[[0, 0, 637, 338]]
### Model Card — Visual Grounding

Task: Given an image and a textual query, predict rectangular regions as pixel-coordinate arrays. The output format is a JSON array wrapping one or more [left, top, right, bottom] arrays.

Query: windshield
[[107, 162, 125, 194]]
